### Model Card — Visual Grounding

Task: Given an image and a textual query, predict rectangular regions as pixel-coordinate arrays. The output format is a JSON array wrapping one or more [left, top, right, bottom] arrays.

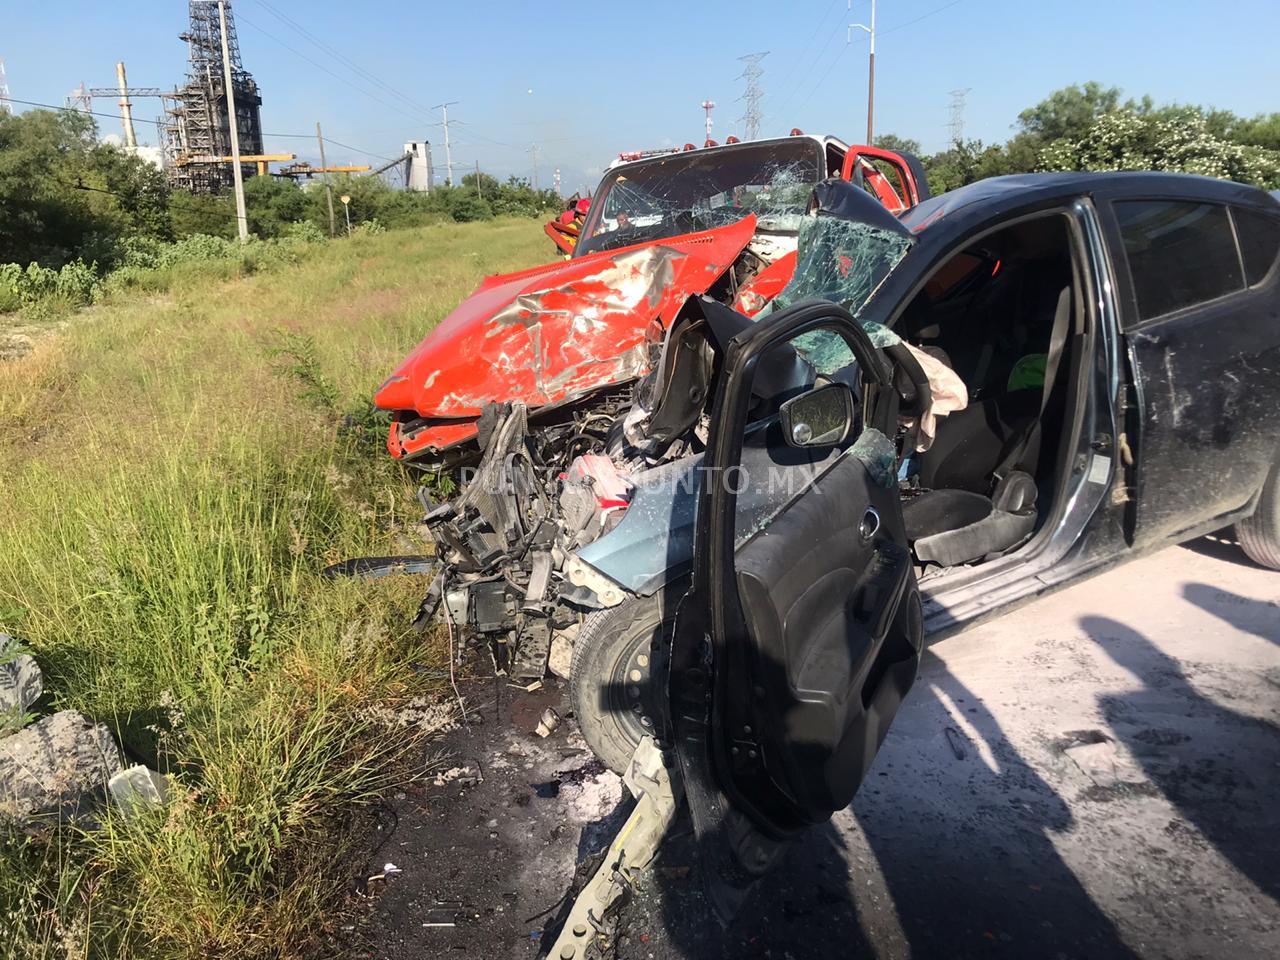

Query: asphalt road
[[358, 537, 1279, 960]]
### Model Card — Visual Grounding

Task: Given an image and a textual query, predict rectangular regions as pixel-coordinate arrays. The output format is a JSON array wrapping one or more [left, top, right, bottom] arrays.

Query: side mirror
[[780, 382, 855, 448]]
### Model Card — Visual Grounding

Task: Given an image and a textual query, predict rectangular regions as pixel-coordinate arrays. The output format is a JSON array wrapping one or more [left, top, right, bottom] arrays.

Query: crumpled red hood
[[376, 215, 757, 458]]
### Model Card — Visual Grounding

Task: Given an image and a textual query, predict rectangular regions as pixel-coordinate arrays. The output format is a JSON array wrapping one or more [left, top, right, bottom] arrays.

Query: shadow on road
[[1083, 615, 1280, 906], [1181, 582, 1280, 646], [1179, 530, 1263, 569], [633, 648, 1138, 959]]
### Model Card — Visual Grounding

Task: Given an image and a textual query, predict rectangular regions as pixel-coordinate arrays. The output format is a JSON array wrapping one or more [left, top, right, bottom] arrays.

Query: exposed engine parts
[[419, 395, 661, 678]]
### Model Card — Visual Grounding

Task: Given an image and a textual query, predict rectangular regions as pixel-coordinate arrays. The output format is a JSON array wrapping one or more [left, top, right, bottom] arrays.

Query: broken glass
[[576, 139, 825, 256], [771, 214, 914, 316], [850, 427, 898, 488]]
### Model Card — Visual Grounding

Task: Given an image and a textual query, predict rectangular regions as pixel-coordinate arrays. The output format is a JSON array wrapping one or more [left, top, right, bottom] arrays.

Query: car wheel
[[1236, 454, 1280, 570], [569, 595, 671, 775]]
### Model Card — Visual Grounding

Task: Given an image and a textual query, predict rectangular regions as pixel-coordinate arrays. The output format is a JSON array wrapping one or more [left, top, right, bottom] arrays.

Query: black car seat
[[902, 281, 1073, 566]]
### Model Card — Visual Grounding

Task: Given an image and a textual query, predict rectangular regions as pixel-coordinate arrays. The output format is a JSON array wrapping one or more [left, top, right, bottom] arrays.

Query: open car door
[[668, 298, 924, 918]]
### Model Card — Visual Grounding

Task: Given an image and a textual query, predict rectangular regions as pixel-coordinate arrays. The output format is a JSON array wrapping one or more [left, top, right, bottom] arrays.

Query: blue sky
[[6, 0, 1279, 195]]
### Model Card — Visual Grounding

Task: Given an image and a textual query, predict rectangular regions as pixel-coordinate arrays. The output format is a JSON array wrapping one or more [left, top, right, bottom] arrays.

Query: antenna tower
[[701, 99, 715, 142], [947, 88, 971, 148], [162, 1, 265, 193], [736, 52, 768, 141]]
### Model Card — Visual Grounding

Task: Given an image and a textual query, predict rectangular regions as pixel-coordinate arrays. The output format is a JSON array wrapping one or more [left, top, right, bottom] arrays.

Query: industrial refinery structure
[[161, 0, 266, 193], [63, 1, 431, 195]]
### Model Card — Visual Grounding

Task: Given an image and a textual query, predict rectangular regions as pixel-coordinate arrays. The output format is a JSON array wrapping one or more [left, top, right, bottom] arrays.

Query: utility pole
[[316, 122, 336, 236], [0, 58, 12, 116], [217, 1, 248, 243], [434, 100, 458, 186], [475, 159, 482, 199], [701, 99, 716, 142], [115, 61, 137, 149], [849, 0, 876, 144], [529, 143, 540, 191]]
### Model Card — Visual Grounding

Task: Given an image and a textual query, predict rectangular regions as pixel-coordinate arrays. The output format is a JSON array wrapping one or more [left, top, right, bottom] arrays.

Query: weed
[[0, 217, 548, 958], [266, 328, 340, 411]]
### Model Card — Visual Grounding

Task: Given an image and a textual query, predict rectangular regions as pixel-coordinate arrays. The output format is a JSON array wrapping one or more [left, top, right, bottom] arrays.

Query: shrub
[[55, 259, 100, 306], [282, 220, 327, 244], [446, 193, 493, 222]]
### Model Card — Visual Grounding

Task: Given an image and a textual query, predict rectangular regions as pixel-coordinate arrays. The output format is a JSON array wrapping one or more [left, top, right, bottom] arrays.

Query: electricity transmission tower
[[0, 59, 11, 115], [737, 52, 768, 141], [701, 99, 715, 142], [948, 88, 971, 148]]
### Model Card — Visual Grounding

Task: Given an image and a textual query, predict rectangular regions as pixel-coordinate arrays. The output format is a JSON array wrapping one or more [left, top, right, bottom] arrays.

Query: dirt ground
[[352, 536, 1279, 960]]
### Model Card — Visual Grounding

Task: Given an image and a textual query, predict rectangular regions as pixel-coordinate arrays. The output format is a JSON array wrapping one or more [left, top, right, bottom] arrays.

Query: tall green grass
[[0, 219, 549, 958]]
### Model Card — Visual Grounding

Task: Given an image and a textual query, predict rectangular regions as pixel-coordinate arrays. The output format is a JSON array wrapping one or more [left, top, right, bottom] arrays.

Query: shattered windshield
[[771, 214, 913, 314], [576, 139, 824, 257]]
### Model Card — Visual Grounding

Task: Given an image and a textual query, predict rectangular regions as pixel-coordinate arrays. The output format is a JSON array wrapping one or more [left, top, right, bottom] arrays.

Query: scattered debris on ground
[[342, 675, 632, 959], [0, 633, 171, 825]]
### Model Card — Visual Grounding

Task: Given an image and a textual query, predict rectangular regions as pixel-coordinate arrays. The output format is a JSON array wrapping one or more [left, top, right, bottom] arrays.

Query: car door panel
[[668, 299, 922, 912], [1099, 195, 1280, 546], [735, 454, 915, 818]]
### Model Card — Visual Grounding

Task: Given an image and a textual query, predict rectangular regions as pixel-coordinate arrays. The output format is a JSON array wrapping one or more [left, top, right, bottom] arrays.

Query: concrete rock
[[108, 765, 171, 816], [0, 710, 122, 821], [548, 634, 574, 680], [0, 633, 43, 736], [1064, 737, 1147, 788]]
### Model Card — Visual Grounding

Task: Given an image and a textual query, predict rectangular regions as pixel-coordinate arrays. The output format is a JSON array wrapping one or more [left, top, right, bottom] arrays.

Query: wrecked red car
[[375, 135, 928, 467]]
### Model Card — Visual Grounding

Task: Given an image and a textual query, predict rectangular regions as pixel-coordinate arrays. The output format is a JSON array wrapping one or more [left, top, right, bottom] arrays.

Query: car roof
[[902, 171, 1280, 234], [607, 133, 845, 172]]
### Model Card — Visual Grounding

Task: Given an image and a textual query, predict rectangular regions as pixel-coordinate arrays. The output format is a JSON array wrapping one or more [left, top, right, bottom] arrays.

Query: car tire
[[1236, 454, 1280, 570], [569, 595, 671, 776]]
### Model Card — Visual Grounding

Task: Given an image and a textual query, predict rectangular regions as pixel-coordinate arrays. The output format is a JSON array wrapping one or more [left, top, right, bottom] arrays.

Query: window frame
[[1229, 204, 1280, 289], [1102, 195, 1280, 331]]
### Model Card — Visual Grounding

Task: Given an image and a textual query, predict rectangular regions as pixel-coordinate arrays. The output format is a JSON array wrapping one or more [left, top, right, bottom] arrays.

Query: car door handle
[[859, 507, 881, 542]]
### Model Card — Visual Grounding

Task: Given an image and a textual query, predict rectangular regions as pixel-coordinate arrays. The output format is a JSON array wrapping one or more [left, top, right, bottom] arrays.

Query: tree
[[243, 175, 308, 238], [169, 191, 235, 239], [305, 172, 391, 230], [1016, 82, 1127, 142], [1037, 109, 1280, 188], [0, 108, 177, 267], [873, 134, 923, 157], [460, 170, 501, 196]]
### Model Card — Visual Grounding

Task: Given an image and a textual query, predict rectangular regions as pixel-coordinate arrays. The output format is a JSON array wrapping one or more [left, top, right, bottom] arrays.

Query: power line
[[772, 16, 842, 125], [6, 96, 307, 139], [790, 36, 858, 118], [771, 0, 844, 99], [879, 0, 966, 37], [7, 96, 399, 168], [450, 120, 513, 148], [234, 11, 437, 128], [776, 0, 966, 135], [247, 0, 437, 121], [318, 136, 400, 164]]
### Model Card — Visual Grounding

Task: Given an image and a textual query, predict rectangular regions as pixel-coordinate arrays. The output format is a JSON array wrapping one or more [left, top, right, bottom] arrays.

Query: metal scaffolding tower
[[161, 1, 265, 193], [737, 52, 768, 141]]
